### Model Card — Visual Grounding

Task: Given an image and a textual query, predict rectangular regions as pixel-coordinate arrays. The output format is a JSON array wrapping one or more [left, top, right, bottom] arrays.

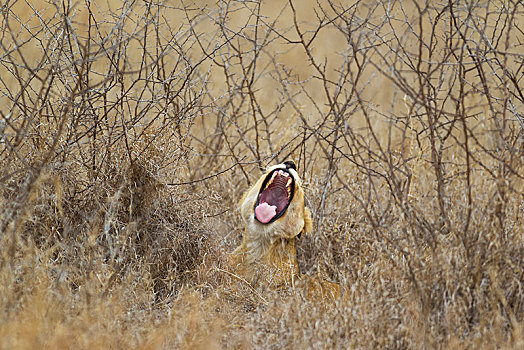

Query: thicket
[[0, 0, 522, 348]]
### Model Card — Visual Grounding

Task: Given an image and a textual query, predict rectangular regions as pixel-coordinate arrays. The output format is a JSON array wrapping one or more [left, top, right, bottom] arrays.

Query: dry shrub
[[0, 0, 523, 349]]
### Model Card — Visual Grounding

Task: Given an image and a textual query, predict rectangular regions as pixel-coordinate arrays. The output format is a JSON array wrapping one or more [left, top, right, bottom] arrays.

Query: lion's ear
[[303, 206, 313, 234]]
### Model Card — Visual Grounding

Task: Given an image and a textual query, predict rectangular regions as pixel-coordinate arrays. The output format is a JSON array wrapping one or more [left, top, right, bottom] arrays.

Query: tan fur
[[230, 163, 340, 300]]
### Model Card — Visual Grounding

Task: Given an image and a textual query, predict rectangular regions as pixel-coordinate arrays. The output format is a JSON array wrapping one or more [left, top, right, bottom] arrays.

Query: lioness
[[231, 161, 340, 299]]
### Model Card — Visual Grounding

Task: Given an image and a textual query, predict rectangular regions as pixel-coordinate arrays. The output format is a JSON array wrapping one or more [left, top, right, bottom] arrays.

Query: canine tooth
[[265, 172, 277, 189], [286, 178, 292, 187]]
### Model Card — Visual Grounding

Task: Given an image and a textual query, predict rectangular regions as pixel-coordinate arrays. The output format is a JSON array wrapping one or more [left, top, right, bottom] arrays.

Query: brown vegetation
[[0, 0, 523, 348]]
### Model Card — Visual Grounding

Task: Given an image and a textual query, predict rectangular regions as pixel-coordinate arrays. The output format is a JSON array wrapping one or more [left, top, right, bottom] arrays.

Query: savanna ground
[[0, 0, 523, 348]]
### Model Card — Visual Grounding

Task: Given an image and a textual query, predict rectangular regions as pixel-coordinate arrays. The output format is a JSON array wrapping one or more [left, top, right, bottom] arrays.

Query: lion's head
[[240, 160, 312, 240]]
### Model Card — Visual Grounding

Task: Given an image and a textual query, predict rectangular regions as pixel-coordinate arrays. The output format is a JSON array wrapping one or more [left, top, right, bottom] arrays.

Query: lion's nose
[[284, 160, 296, 170]]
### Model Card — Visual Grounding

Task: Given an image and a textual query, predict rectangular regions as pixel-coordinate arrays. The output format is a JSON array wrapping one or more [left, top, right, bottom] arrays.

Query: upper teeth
[[265, 172, 277, 189], [263, 169, 292, 191]]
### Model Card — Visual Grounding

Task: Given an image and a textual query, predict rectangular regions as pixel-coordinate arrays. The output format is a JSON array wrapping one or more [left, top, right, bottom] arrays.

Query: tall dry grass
[[0, 0, 523, 348]]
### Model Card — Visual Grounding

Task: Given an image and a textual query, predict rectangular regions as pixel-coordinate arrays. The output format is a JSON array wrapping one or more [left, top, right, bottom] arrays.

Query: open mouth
[[254, 168, 295, 224]]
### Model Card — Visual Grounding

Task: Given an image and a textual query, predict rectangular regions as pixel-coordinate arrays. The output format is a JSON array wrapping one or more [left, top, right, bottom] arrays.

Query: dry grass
[[0, 0, 523, 348]]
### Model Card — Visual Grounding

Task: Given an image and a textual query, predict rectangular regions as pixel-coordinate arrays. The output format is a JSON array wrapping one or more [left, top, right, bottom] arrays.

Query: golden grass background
[[0, 0, 523, 348]]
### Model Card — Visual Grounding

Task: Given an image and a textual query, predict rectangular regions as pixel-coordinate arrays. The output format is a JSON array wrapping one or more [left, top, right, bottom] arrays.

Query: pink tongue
[[255, 202, 277, 223]]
